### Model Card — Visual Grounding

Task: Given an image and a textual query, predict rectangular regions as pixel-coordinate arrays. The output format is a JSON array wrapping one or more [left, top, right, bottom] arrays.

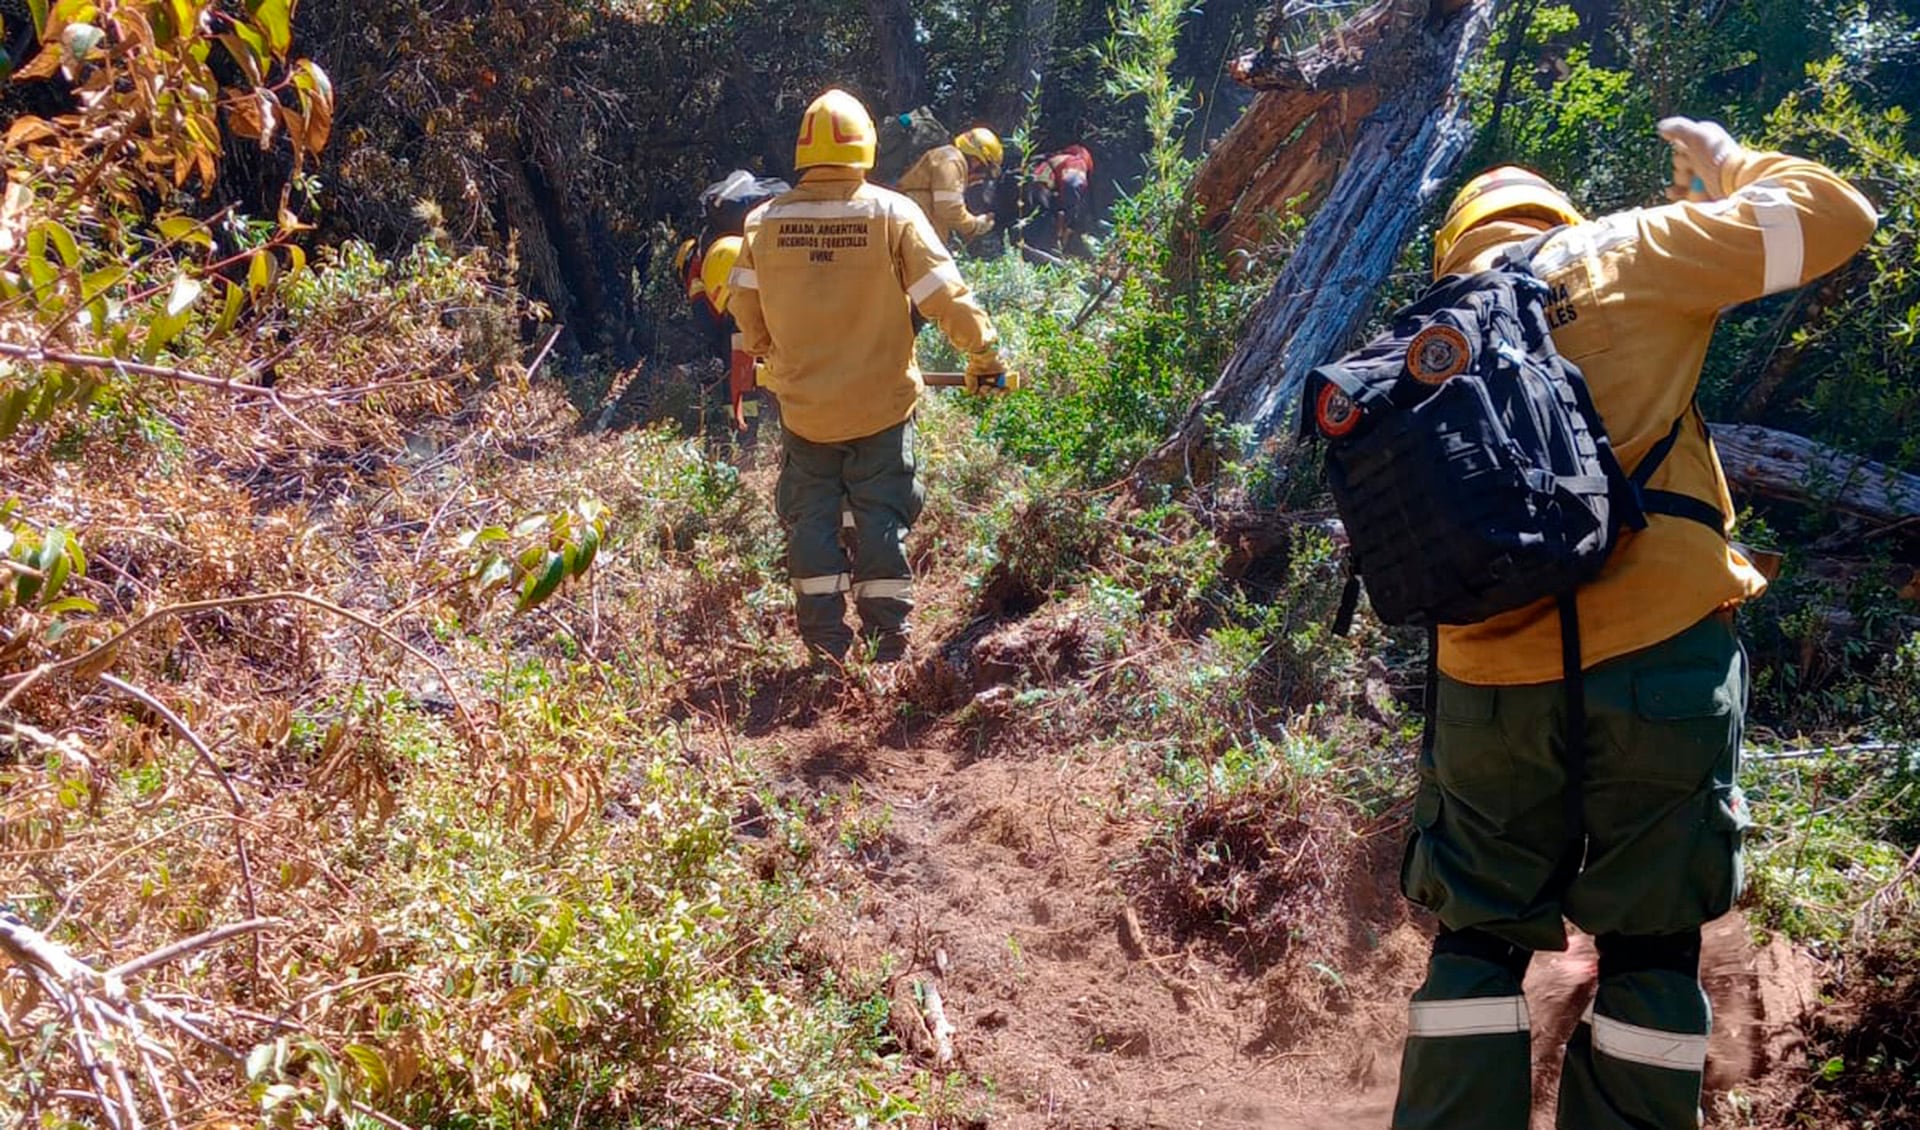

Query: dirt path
[[722, 655, 1820, 1128]]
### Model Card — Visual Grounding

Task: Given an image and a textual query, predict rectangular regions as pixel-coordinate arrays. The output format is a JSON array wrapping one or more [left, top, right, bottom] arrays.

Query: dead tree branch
[[0, 590, 482, 747]]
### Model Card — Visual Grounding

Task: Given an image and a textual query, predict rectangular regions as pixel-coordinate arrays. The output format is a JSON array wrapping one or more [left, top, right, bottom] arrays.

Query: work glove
[[963, 350, 1018, 394], [1657, 117, 1742, 202], [728, 349, 759, 431]]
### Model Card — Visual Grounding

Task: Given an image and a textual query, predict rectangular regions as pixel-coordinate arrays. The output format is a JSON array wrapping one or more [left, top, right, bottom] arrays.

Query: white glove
[[1657, 117, 1742, 202]]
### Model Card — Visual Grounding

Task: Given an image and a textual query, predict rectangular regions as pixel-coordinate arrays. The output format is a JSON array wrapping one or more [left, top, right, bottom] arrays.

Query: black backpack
[[1303, 232, 1723, 867]]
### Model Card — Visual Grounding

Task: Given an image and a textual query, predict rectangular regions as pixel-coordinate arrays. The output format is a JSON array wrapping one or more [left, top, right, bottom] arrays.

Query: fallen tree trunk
[[1712, 423, 1920, 527], [1145, 0, 1509, 488]]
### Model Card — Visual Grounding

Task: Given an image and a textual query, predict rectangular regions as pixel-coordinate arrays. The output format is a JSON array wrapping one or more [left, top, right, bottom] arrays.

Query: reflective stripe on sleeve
[[851, 578, 913, 602], [793, 573, 851, 596], [932, 190, 966, 204], [729, 267, 758, 291], [1585, 1008, 1709, 1072], [841, 509, 857, 529], [1730, 180, 1805, 295], [1406, 996, 1530, 1038], [730, 332, 746, 350], [907, 262, 964, 304]]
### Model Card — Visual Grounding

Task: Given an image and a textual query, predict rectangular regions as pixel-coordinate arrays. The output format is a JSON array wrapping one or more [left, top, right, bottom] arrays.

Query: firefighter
[[1391, 122, 1877, 1129], [696, 235, 763, 433], [727, 88, 1009, 664], [1025, 144, 1095, 257], [898, 125, 1003, 247]]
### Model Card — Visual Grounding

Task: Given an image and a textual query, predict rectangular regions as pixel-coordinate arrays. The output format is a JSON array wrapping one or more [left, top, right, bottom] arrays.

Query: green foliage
[[929, 0, 1263, 488], [1742, 55, 1920, 464], [0, 504, 92, 617], [460, 500, 608, 615], [1100, 0, 1192, 188], [1743, 733, 1919, 943]]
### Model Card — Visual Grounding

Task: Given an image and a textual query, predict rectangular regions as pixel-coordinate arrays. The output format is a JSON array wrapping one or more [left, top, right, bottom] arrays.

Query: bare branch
[[108, 919, 288, 981], [1, 590, 482, 747]]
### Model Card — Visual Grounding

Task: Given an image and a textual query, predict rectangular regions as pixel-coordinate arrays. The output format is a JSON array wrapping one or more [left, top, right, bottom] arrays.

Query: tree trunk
[[1144, 0, 1509, 488], [989, 0, 1060, 133], [1711, 423, 1920, 527], [866, 0, 929, 113]]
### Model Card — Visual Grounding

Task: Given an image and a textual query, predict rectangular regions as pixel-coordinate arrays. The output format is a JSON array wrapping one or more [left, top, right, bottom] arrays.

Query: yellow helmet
[[673, 237, 698, 278], [1433, 166, 1583, 276], [701, 235, 743, 315], [795, 88, 876, 170], [954, 127, 1004, 173]]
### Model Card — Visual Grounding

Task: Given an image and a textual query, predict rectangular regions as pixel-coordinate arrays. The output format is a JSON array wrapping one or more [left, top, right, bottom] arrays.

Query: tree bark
[[866, 0, 929, 113], [1146, 0, 1509, 487], [1711, 423, 1920, 527], [989, 0, 1060, 133]]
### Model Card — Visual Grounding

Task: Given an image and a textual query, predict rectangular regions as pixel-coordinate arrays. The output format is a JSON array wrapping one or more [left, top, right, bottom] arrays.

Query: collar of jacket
[[798, 167, 866, 189], [1436, 217, 1554, 278]]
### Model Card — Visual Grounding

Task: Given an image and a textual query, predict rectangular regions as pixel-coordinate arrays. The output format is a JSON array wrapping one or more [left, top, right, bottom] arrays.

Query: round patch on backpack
[[1407, 325, 1472, 385], [1315, 383, 1362, 438]]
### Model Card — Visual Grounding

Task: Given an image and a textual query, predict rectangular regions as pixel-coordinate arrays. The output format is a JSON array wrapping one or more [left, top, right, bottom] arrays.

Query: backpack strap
[[1630, 409, 1730, 538], [1498, 226, 1567, 275], [1551, 592, 1588, 894]]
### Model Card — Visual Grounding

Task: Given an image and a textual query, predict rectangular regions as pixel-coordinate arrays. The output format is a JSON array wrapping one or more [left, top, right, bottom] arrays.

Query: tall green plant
[[1100, 0, 1195, 190]]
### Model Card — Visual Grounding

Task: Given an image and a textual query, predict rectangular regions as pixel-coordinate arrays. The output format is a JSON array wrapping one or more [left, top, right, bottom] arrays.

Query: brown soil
[[720, 613, 1835, 1128]]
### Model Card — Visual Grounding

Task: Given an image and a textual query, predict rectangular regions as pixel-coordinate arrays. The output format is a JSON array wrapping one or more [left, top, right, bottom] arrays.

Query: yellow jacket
[[728, 168, 999, 444], [898, 145, 994, 245], [1436, 149, 1877, 684]]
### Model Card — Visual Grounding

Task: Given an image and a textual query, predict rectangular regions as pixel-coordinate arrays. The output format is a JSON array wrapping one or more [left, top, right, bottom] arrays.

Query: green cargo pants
[[776, 418, 925, 661], [1393, 613, 1751, 1130]]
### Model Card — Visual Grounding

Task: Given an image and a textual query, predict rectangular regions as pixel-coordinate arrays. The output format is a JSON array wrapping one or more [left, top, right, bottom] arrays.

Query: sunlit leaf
[[227, 90, 267, 140], [0, 388, 28, 438], [3, 116, 58, 147], [477, 556, 512, 591], [246, 0, 291, 55], [141, 310, 191, 362], [342, 1044, 389, 1097], [27, 0, 47, 36], [156, 215, 213, 249], [283, 243, 306, 280], [165, 274, 203, 317], [247, 249, 273, 294], [294, 60, 334, 151], [38, 220, 80, 268], [517, 552, 569, 612], [168, 0, 196, 40], [81, 267, 123, 302], [59, 21, 103, 61], [511, 515, 547, 538], [213, 279, 245, 339], [39, 530, 71, 602], [43, 595, 98, 616], [24, 224, 56, 295], [12, 44, 63, 82], [569, 524, 600, 578], [294, 59, 332, 104], [219, 29, 265, 85]]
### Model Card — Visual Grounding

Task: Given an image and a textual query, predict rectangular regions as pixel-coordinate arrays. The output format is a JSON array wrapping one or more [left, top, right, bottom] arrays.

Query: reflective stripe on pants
[[776, 418, 924, 654], [1556, 971, 1711, 1129], [793, 573, 850, 596], [851, 578, 913, 602], [1392, 955, 1531, 1130]]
